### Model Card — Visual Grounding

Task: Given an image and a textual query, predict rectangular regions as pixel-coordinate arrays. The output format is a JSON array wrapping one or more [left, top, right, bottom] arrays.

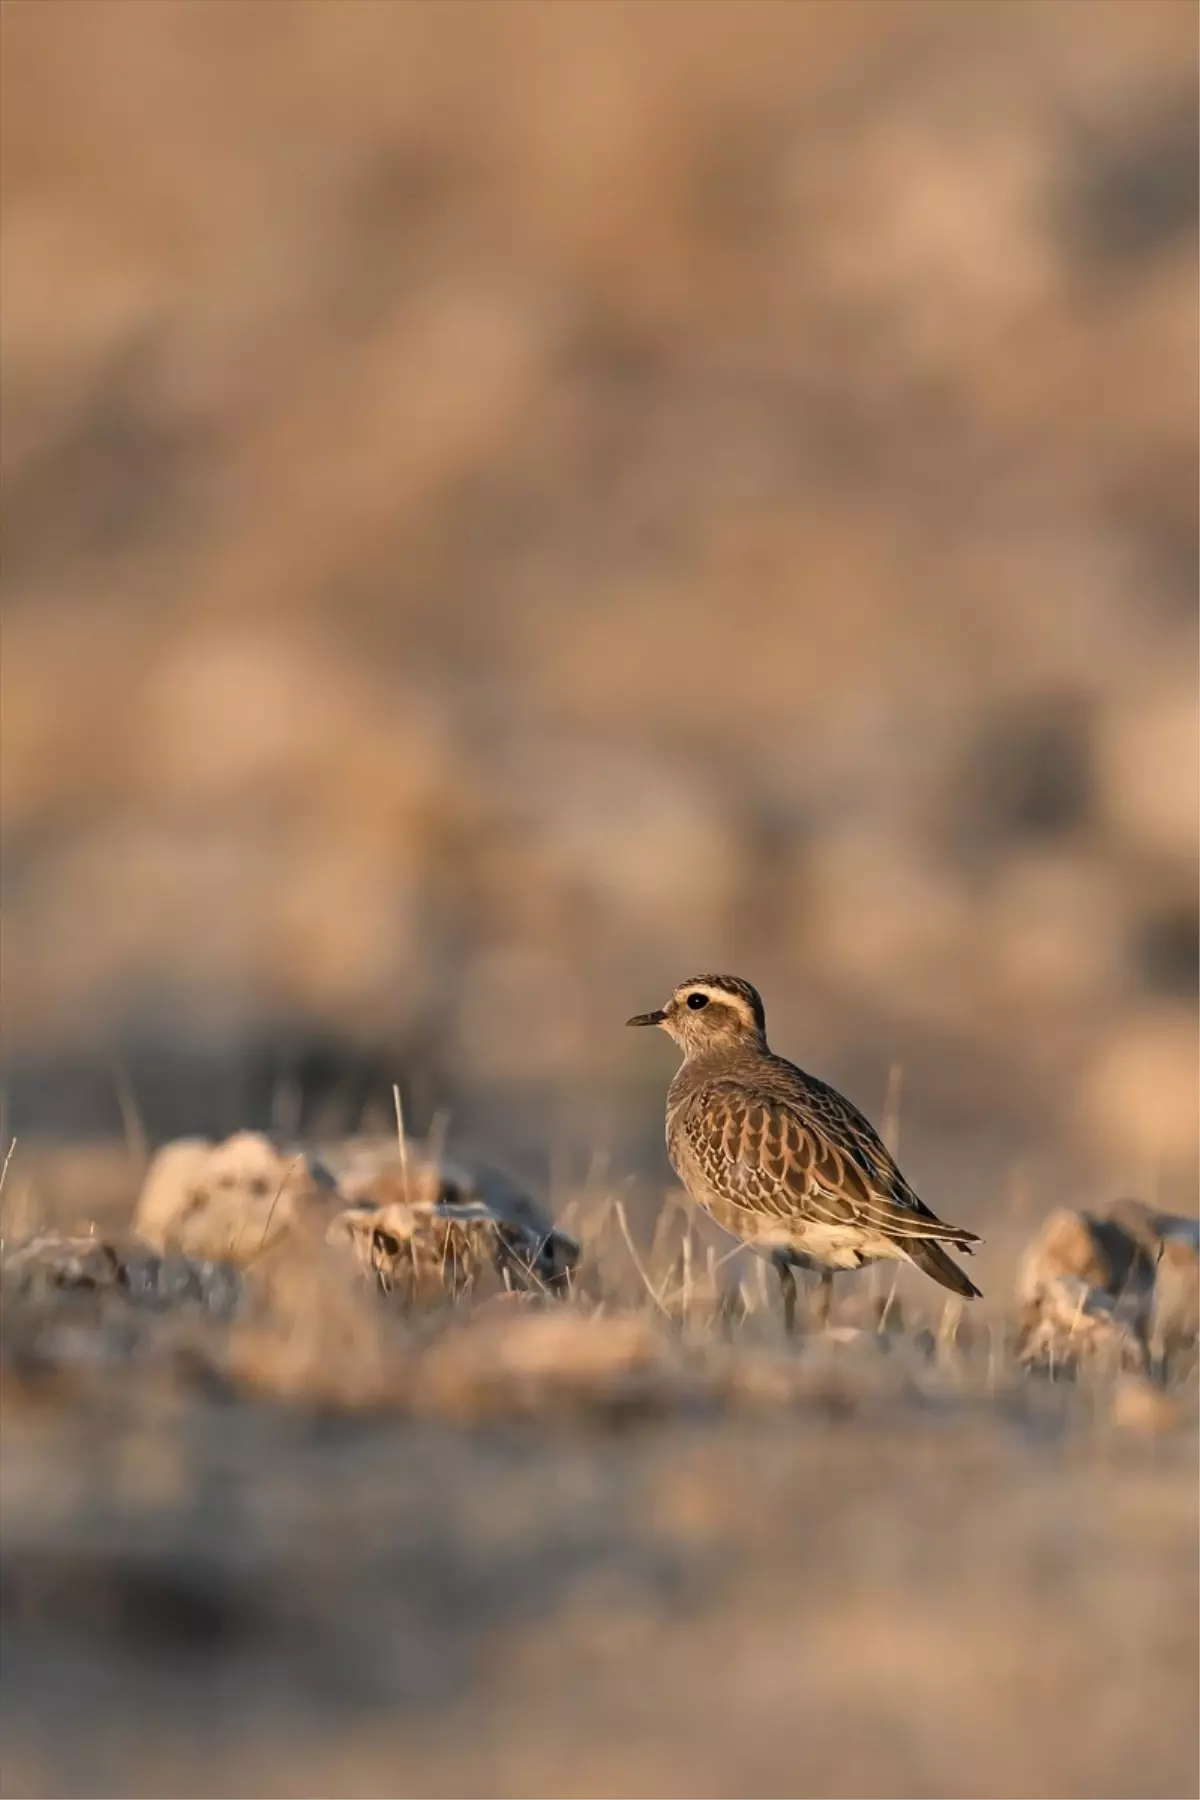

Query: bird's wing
[[682, 1076, 979, 1246]]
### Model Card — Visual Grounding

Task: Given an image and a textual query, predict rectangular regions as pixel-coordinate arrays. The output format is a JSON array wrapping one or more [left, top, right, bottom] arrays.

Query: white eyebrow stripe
[[679, 984, 747, 1009]]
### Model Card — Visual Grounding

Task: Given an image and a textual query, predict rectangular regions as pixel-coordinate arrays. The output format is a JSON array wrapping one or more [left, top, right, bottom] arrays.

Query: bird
[[627, 974, 981, 1332]]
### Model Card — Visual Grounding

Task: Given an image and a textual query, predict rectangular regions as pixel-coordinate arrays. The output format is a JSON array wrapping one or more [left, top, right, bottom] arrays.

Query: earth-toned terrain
[[1, 1131, 1196, 1798], [1, 3, 1196, 1795]]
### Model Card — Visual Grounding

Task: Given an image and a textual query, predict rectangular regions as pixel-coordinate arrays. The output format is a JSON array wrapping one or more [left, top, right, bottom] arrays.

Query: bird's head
[[626, 974, 768, 1056]]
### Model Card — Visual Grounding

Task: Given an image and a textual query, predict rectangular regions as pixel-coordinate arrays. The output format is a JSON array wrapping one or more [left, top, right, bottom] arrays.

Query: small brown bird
[[627, 974, 981, 1331]]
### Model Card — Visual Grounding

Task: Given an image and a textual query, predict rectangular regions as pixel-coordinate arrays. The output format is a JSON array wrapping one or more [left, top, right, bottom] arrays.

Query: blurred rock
[[1, 1232, 123, 1297], [130, 1139, 219, 1251], [1015, 1197, 1199, 1376], [118, 1249, 242, 1319], [1016, 1204, 1154, 1313], [0, 1229, 242, 1322], [1017, 1274, 1146, 1376], [323, 1132, 579, 1304], [1148, 1233, 1200, 1375], [133, 1132, 343, 1264]]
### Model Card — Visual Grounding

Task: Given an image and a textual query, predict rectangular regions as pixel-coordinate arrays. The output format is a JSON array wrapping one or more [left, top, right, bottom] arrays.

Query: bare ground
[[1, 1190, 1195, 1800]]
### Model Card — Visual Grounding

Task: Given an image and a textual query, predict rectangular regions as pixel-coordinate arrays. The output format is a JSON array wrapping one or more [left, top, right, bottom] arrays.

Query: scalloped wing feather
[[679, 1075, 979, 1249]]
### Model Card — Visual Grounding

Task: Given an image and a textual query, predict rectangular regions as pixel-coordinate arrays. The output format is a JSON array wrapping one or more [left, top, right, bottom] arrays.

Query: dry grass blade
[[0, 1134, 18, 1250], [109, 1056, 149, 1175], [578, 1188, 616, 1262], [648, 1193, 678, 1279], [393, 1083, 411, 1204], [613, 1198, 673, 1322], [660, 1239, 744, 1315], [238, 1156, 306, 1265], [1066, 1284, 1089, 1346], [937, 1298, 964, 1367], [680, 1222, 694, 1319], [257, 1163, 301, 1257]]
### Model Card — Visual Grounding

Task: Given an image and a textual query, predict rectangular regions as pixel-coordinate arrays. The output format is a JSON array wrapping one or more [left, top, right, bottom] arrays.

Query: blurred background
[[2, 0, 1197, 1223]]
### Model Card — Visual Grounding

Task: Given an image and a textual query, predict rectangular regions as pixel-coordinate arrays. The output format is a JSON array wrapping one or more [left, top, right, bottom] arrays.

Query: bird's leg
[[814, 1268, 834, 1331], [774, 1256, 797, 1337]]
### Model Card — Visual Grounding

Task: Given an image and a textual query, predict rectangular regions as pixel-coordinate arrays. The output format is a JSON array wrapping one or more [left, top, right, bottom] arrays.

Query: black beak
[[626, 1009, 667, 1028]]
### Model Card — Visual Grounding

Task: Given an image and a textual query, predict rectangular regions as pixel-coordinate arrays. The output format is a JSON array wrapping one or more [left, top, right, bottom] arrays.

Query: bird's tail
[[907, 1239, 982, 1300]]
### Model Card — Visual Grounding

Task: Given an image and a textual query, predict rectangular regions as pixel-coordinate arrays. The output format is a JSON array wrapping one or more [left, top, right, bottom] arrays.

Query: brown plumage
[[627, 974, 981, 1331]]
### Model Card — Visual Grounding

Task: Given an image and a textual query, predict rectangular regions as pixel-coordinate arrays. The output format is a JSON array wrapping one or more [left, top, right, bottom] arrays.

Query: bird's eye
[[686, 993, 709, 1010]]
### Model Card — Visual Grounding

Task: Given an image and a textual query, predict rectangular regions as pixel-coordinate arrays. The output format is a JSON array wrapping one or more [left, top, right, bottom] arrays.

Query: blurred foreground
[[4, 1359, 1194, 1800], [1, 1131, 1197, 1799]]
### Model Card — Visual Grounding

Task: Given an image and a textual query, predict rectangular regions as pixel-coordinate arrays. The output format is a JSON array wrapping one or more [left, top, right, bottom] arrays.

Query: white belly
[[765, 1221, 912, 1272]]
